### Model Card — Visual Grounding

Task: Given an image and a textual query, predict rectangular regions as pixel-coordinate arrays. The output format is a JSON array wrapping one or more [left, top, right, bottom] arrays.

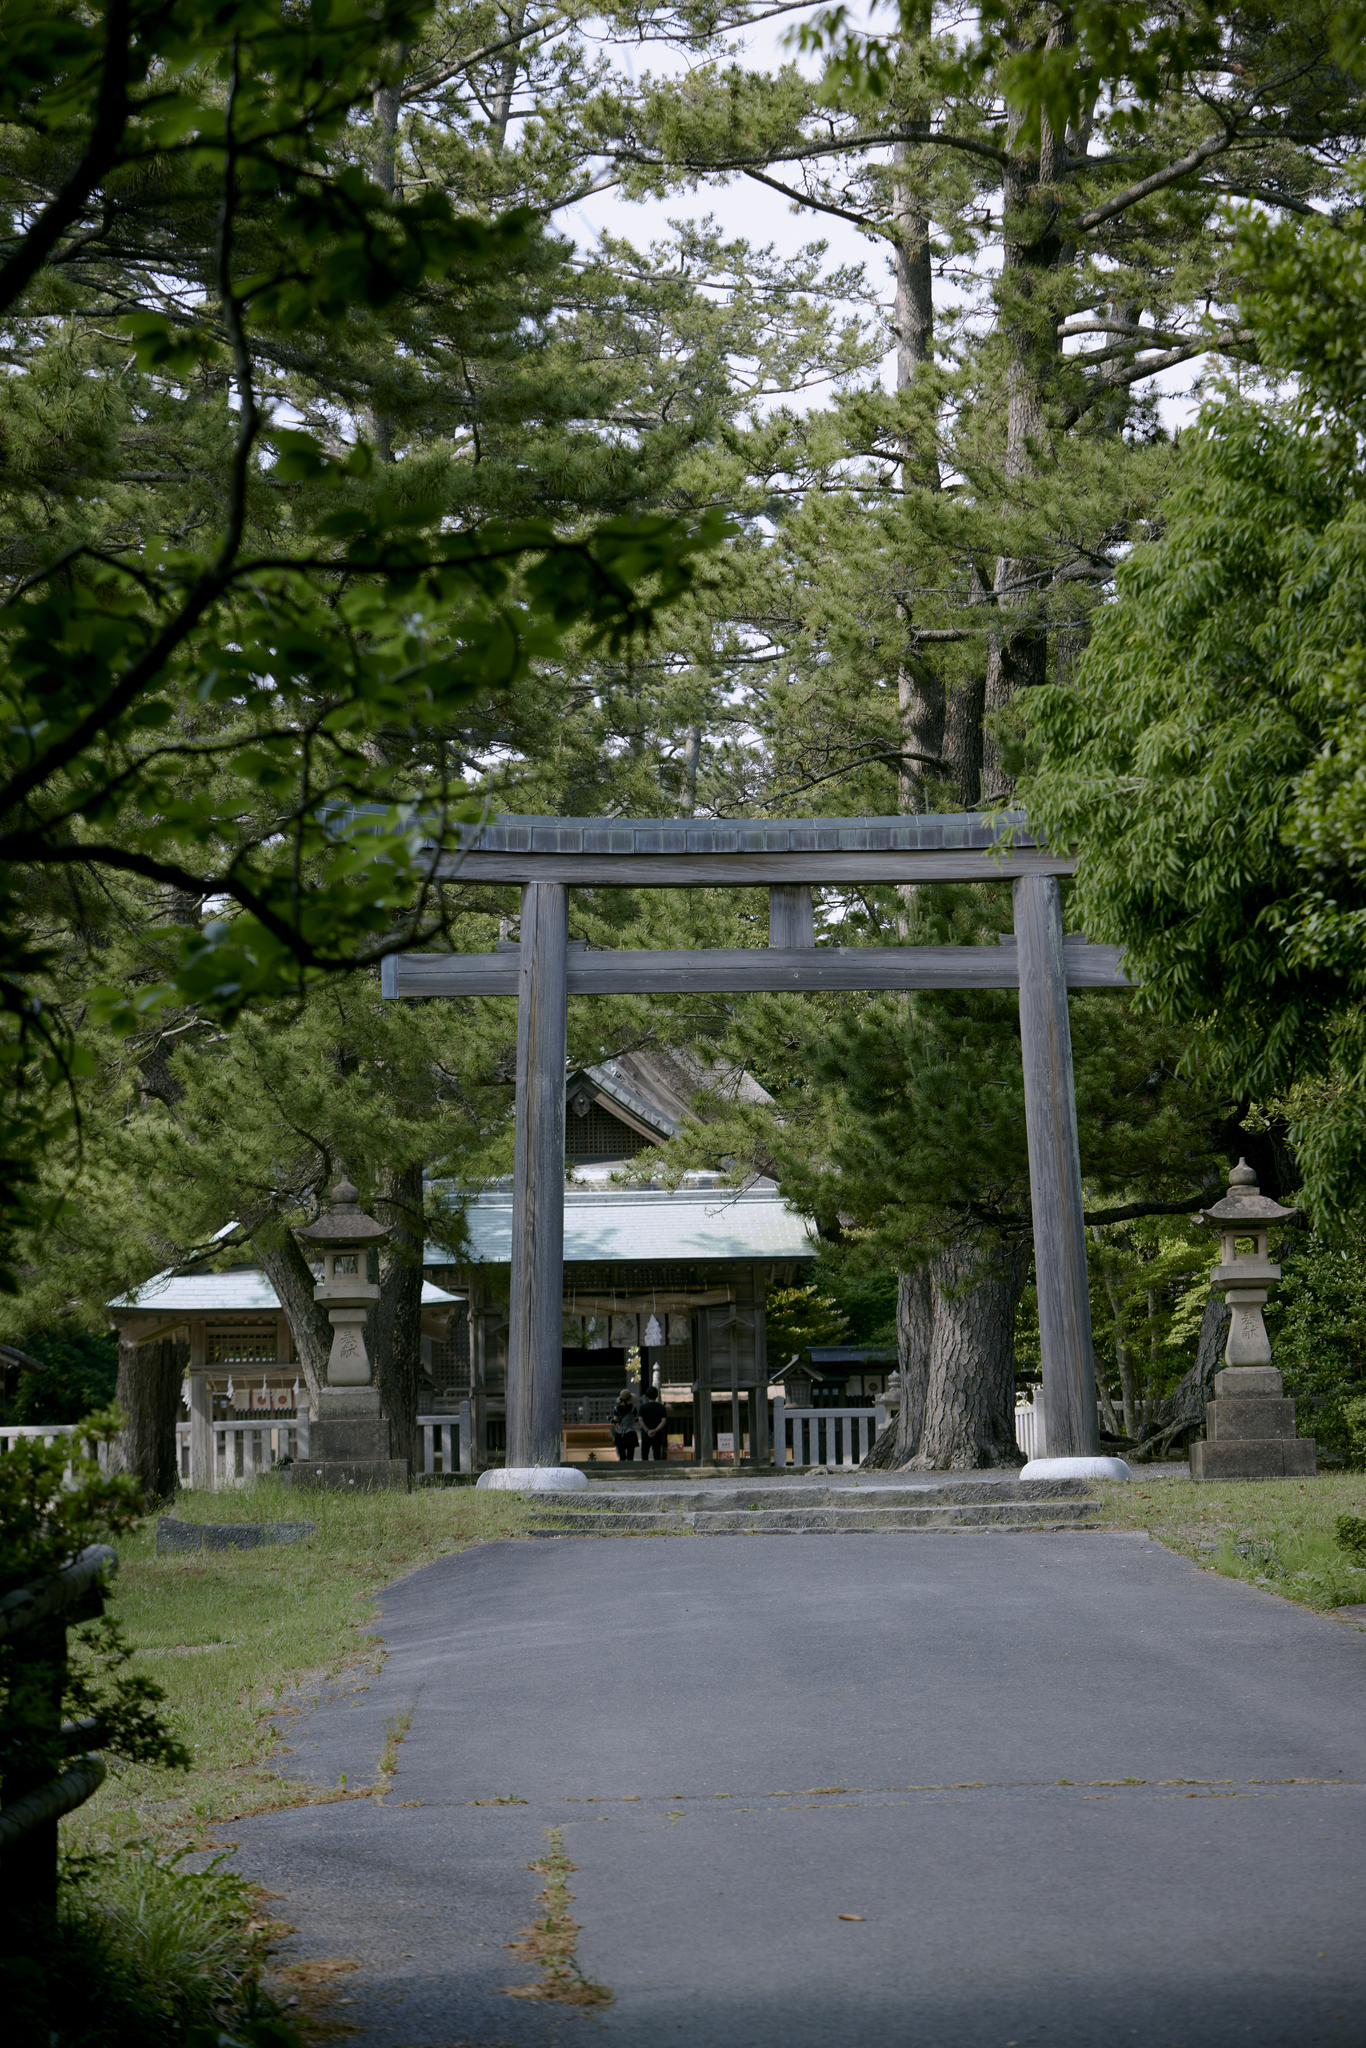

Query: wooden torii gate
[[381, 812, 1130, 1473]]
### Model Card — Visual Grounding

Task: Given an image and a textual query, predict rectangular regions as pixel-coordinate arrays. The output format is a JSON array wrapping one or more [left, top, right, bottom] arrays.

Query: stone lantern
[[1188, 1159, 1315, 1481], [283, 1179, 409, 1490]]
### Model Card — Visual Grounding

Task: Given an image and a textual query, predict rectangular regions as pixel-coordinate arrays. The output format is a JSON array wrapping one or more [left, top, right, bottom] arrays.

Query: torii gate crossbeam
[[382, 813, 1129, 1472]]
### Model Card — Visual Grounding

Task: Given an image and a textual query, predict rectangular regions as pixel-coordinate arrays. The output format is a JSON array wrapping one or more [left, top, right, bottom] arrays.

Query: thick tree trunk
[[255, 1233, 331, 1403], [895, 1263, 932, 1460], [892, 145, 938, 486], [372, 1163, 425, 1469], [943, 672, 985, 807], [863, 1262, 932, 1469], [911, 1236, 1029, 1469], [110, 1334, 188, 1505]]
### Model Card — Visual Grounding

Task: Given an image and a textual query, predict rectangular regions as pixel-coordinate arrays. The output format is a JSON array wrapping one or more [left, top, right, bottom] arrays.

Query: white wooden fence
[[418, 1405, 472, 1477], [1014, 1398, 1045, 1461], [5, 1390, 1055, 1486], [182, 1412, 471, 1485], [0, 1422, 109, 1476], [772, 1400, 886, 1469], [774, 1395, 1047, 1468], [176, 1417, 309, 1486]]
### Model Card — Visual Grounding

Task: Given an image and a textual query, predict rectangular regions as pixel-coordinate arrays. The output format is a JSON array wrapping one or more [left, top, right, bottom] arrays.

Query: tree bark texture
[[981, 30, 1069, 802], [892, 142, 944, 829], [892, 143, 937, 483], [910, 1236, 1029, 1469], [488, 0, 526, 155], [372, 1160, 425, 1468], [895, 1262, 932, 1461], [863, 1263, 931, 1469], [254, 1233, 332, 1402], [111, 1333, 188, 1504], [680, 722, 702, 813]]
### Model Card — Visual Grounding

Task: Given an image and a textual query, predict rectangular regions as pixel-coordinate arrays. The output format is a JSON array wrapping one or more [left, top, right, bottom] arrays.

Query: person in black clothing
[[638, 1385, 669, 1461], [610, 1389, 638, 1461]]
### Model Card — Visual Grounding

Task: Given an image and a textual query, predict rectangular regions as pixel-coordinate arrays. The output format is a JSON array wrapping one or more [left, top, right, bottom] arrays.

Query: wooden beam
[[769, 885, 814, 948], [433, 848, 1074, 887], [1014, 875, 1100, 1459], [505, 884, 568, 1468], [384, 944, 1129, 999]]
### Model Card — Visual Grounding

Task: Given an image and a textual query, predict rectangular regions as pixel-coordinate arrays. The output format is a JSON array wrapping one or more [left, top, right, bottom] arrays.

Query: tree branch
[[0, 0, 130, 318], [738, 165, 897, 240], [1082, 1194, 1214, 1226], [1073, 129, 1235, 233]]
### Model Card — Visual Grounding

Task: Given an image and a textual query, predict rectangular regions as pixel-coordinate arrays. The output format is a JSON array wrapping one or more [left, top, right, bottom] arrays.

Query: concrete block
[[1213, 1366, 1283, 1400], [285, 1458, 410, 1490], [202, 1522, 262, 1550], [1207, 1399, 1298, 1441], [315, 1388, 383, 1420], [1190, 1439, 1317, 1481], [156, 1516, 318, 1552], [307, 1418, 393, 1461]]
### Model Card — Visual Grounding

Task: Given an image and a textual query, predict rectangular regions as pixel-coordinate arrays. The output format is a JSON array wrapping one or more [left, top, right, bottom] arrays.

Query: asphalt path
[[215, 1531, 1366, 2047]]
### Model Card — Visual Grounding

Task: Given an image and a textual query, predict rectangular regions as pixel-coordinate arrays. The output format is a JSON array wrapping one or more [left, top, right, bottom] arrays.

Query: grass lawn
[[1094, 1467, 1366, 1612], [68, 1479, 538, 1860]]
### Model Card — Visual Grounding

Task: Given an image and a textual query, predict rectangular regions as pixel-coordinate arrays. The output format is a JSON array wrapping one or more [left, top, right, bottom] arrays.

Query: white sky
[[559, 12, 1205, 431]]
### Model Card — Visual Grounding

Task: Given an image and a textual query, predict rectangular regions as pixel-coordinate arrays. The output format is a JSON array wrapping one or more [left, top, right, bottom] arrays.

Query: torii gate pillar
[[495, 883, 585, 1488], [1013, 874, 1100, 1459]]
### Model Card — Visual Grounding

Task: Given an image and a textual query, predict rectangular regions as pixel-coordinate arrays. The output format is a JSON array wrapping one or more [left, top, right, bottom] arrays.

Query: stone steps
[[529, 1479, 1102, 1535]]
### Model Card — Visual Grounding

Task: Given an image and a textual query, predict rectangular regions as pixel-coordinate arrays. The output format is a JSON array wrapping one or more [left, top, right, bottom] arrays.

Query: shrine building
[[108, 1050, 828, 1472]]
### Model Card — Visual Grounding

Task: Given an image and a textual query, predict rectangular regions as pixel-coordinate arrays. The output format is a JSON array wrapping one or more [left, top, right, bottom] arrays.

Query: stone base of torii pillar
[[476, 1467, 588, 1492]]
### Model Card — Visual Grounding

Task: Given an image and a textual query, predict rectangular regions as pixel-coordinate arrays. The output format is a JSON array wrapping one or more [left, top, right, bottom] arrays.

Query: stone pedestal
[[1189, 1367, 1316, 1481], [285, 1388, 409, 1491]]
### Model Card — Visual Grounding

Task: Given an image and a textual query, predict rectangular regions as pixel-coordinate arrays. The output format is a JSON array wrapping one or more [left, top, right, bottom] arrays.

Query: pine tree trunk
[[895, 1263, 932, 1460], [981, 24, 1069, 801], [111, 1334, 188, 1505], [891, 144, 943, 837], [863, 1262, 933, 1470], [255, 1234, 331, 1403], [680, 723, 702, 813], [911, 1236, 1028, 1469], [372, 1162, 424, 1469]]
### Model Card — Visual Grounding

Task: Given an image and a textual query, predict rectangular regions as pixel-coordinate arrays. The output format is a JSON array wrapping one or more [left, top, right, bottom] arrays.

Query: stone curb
[[156, 1516, 315, 1554]]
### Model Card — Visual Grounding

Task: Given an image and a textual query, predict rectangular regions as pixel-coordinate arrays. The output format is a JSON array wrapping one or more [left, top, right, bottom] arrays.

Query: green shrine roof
[[427, 1186, 817, 1269]]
